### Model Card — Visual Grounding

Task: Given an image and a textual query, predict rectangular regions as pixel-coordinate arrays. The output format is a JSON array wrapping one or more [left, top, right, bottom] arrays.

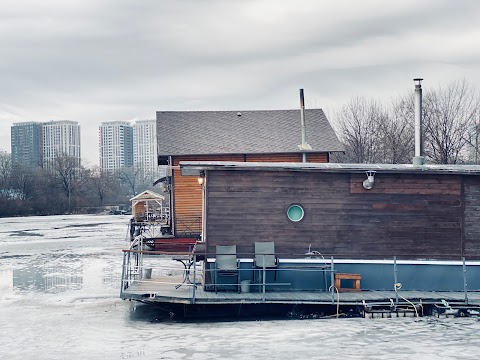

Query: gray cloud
[[1, 0, 480, 162]]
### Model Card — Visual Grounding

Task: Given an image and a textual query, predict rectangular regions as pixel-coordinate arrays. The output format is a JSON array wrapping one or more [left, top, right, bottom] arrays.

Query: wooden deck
[[121, 278, 480, 306]]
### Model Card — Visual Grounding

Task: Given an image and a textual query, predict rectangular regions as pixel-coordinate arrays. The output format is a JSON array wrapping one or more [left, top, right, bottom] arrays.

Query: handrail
[[121, 246, 480, 306], [122, 248, 480, 262], [121, 247, 477, 261]]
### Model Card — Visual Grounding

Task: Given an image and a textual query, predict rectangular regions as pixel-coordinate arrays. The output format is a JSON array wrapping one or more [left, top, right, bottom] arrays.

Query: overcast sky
[[1, 0, 480, 165]]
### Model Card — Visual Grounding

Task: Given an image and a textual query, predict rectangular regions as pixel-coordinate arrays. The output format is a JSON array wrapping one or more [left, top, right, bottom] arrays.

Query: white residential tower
[[42, 120, 81, 168], [99, 121, 134, 173]]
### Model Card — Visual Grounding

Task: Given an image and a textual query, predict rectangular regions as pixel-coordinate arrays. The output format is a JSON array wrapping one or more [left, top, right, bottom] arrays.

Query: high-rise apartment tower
[[42, 120, 81, 168], [99, 121, 134, 172], [11, 122, 43, 167], [133, 119, 163, 178]]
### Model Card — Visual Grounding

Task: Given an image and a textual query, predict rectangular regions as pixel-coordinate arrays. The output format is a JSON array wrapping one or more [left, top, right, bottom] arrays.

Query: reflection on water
[[13, 266, 83, 292], [9, 262, 122, 294], [102, 266, 121, 287]]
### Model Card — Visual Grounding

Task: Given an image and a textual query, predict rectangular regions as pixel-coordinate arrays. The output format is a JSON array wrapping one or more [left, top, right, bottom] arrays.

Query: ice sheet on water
[[2, 215, 480, 360]]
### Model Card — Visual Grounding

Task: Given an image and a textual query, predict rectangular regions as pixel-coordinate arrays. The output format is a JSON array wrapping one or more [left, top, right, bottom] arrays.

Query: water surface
[[1, 214, 479, 360]]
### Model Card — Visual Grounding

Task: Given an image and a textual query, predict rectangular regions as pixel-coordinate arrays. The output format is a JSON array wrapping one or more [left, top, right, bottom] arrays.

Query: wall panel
[[205, 170, 465, 259]]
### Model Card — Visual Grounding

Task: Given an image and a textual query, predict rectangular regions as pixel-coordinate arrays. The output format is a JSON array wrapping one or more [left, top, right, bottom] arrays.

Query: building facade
[[42, 120, 81, 168], [156, 109, 344, 237], [11, 122, 43, 167], [99, 121, 134, 173], [133, 119, 164, 179]]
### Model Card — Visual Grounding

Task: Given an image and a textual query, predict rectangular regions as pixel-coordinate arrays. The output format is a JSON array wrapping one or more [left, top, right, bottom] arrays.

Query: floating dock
[[120, 251, 480, 318]]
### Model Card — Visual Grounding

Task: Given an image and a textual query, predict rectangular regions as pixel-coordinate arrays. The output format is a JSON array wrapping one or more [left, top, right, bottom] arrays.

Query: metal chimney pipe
[[300, 89, 307, 163], [413, 78, 425, 165]]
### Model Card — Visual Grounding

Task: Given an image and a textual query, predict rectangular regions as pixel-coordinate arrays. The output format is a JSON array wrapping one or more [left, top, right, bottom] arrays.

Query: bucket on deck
[[144, 268, 152, 279], [241, 280, 251, 293]]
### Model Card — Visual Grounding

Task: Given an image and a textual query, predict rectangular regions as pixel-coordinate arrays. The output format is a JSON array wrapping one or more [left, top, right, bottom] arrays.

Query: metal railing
[[120, 249, 480, 305], [120, 248, 337, 303], [174, 216, 202, 237]]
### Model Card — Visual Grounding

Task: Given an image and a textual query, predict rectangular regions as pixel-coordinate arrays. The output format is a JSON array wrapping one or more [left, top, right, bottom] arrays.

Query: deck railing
[[120, 248, 480, 305]]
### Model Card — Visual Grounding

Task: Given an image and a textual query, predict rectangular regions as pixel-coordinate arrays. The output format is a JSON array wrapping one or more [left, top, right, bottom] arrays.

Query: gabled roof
[[130, 190, 165, 202], [156, 109, 344, 156]]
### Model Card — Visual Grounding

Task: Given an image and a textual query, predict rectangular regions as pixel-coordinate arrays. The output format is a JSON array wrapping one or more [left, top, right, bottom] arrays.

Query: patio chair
[[215, 245, 240, 293], [254, 241, 278, 288]]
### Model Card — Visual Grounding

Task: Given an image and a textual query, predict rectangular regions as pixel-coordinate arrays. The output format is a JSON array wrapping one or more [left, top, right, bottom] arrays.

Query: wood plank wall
[[172, 155, 243, 236], [204, 170, 478, 260], [171, 152, 329, 236], [244, 153, 328, 162], [464, 177, 480, 257]]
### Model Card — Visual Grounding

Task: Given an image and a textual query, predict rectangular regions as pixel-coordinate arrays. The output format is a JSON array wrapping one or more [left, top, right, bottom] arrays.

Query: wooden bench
[[334, 273, 362, 292]]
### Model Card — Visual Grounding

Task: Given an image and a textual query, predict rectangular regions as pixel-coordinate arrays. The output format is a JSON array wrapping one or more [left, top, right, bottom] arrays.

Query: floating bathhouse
[[121, 84, 480, 318], [121, 160, 480, 318]]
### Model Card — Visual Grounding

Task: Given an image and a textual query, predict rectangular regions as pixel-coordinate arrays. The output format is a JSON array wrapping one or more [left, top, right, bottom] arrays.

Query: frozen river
[[1, 214, 480, 360]]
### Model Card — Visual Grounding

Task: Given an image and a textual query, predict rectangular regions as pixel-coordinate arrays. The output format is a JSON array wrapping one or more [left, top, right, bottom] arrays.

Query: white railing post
[[463, 257, 468, 304], [330, 256, 335, 303], [192, 255, 197, 303]]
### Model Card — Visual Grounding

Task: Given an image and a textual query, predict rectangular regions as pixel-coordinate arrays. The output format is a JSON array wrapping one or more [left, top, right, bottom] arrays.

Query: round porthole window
[[287, 204, 304, 222]]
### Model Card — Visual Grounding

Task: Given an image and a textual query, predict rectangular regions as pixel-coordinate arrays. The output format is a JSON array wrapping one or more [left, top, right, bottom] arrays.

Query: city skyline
[[10, 120, 81, 169], [8, 119, 161, 174], [1, 1, 480, 165]]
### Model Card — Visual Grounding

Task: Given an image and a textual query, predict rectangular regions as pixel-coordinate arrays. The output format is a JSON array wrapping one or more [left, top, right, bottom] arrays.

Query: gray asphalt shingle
[[156, 109, 344, 156]]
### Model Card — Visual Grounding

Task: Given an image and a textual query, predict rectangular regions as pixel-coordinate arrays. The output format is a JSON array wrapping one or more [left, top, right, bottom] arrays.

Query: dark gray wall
[[205, 170, 480, 260]]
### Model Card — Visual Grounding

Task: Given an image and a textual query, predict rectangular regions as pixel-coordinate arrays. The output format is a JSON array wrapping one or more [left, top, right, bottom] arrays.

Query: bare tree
[[423, 79, 480, 164], [464, 123, 480, 163], [0, 153, 12, 187], [331, 80, 480, 165], [381, 94, 415, 164], [51, 154, 83, 213], [332, 97, 388, 163], [10, 165, 36, 201], [89, 166, 120, 205], [116, 165, 151, 196]]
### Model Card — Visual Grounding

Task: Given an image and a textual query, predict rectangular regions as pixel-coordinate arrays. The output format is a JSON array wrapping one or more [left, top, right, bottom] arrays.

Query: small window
[[287, 204, 304, 222]]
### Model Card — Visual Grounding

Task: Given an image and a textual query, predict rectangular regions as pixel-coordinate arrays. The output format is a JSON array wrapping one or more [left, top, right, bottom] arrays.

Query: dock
[[120, 248, 480, 318], [122, 279, 480, 306], [121, 269, 480, 318]]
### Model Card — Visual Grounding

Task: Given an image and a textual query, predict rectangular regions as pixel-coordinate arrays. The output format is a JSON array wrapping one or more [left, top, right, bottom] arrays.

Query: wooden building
[[156, 109, 344, 238], [180, 161, 480, 260], [121, 162, 480, 315], [130, 190, 165, 222]]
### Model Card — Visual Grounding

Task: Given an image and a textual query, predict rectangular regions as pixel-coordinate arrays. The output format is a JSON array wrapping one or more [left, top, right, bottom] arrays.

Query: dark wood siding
[[306, 153, 329, 163], [172, 152, 329, 236], [245, 153, 328, 163], [464, 177, 480, 257], [245, 153, 303, 162], [172, 155, 243, 236], [205, 170, 467, 259]]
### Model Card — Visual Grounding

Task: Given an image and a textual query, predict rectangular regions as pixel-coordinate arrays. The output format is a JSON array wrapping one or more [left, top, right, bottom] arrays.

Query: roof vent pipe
[[298, 88, 312, 162], [413, 78, 425, 165]]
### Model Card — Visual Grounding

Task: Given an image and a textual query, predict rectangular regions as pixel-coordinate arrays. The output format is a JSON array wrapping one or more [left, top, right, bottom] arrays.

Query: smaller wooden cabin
[[130, 190, 166, 222], [180, 161, 480, 261]]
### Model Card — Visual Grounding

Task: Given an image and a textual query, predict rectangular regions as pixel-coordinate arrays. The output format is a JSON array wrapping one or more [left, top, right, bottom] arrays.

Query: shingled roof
[[156, 109, 344, 156]]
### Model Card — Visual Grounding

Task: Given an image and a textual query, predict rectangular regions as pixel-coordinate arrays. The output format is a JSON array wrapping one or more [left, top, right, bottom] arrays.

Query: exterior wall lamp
[[362, 171, 376, 190], [197, 171, 205, 186]]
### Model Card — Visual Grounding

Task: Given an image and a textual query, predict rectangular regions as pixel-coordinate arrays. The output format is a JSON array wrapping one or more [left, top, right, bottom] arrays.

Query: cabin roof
[[179, 161, 480, 176], [156, 109, 344, 156], [130, 190, 165, 202]]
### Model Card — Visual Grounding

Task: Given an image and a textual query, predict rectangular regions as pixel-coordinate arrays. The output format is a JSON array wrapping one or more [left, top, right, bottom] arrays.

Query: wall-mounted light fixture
[[362, 171, 376, 190], [197, 171, 205, 186]]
